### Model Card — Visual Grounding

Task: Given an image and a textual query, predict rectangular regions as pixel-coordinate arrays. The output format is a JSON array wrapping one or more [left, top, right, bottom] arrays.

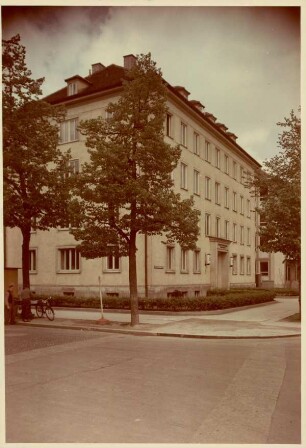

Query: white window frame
[[233, 160, 237, 180], [68, 82, 77, 96], [58, 247, 80, 273], [246, 257, 251, 275], [247, 227, 251, 246], [166, 113, 173, 138], [181, 248, 189, 273], [232, 254, 238, 275], [240, 195, 244, 215], [105, 255, 121, 272], [240, 225, 244, 245], [180, 162, 188, 190], [224, 187, 229, 209], [247, 199, 251, 218], [233, 223, 237, 243], [215, 148, 221, 169], [240, 166, 244, 184], [224, 154, 229, 174], [60, 118, 79, 144], [29, 249, 37, 273], [194, 169, 200, 195], [166, 245, 175, 272], [193, 250, 201, 273], [215, 216, 221, 238], [205, 177, 211, 200], [181, 122, 187, 147], [224, 220, 229, 240], [205, 213, 211, 236], [193, 132, 200, 155], [215, 182, 221, 205], [233, 191, 237, 212], [240, 256, 245, 275], [205, 141, 211, 162]]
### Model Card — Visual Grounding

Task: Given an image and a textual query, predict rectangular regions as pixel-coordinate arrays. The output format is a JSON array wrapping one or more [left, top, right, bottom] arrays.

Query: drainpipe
[[145, 232, 148, 298]]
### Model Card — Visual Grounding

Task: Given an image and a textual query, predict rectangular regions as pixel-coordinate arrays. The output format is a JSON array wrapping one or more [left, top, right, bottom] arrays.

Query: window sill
[[180, 270, 189, 274], [165, 269, 176, 274], [57, 270, 81, 274], [103, 270, 121, 273]]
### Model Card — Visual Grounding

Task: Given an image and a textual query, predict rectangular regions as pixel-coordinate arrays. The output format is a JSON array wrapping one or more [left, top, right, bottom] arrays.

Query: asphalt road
[[4, 325, 301, 444]]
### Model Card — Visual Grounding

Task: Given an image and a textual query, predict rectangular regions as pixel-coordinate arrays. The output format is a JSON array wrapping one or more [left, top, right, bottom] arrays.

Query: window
[[240, 195, 244, 215], [215, 148, 221, 169], [205, 213, 211, 236], [181, 248, 189, 272], [224, 220, 229, 240], [60, 118, 78, 143], [69, 159, 79, 176], [194, 170, 200, 195], [247, 199, 251, 218], [181, 163, 188, 189], [240, 166, 244, 183], [106, 255, 120, 271], [233, 223, 237, 242], [68, 82, 77, 96], [260, 261, 269, 279], [246, 257, 251, 275], [166, 246, 175, 271], [194, 250, 201, 273], [224, 154, 229, 174], [215, 217, 221, 237], [205, 141, 211, 162], [233, 160, 237, 180], [247, 227, 251, 246], [233, 192, 237, 212], [166, 113, 172, 137], [205, 177, 211, 200], [215, 182, 221, 205], [240, 225, 244, 245], [232, 254, 238, 275], [240, 256, 245, 275], [224, 187, 229, 208], [29, 249, 37, 272], [193, 132, 200, 155], [58, 248, 80, 272], [181, 122, 187, 146]]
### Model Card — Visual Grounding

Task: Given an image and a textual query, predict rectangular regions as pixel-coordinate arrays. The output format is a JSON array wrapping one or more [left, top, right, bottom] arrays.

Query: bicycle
[[35, 297, 55, 321]]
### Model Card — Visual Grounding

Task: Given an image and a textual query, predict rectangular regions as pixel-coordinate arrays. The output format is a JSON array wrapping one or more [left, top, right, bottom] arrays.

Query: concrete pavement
[[17, 297, 301, 339]]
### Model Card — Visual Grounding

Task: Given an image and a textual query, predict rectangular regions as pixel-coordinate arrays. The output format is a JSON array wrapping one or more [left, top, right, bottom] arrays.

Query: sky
[[1, 4, 301, 163]]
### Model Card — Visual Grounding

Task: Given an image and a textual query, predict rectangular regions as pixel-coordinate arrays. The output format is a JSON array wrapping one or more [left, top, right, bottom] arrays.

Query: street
[[4, 325, 301, 444]]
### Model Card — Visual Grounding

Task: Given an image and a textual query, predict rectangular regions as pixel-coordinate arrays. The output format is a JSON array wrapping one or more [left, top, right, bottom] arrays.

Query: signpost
[[96, 275, 109, 324]]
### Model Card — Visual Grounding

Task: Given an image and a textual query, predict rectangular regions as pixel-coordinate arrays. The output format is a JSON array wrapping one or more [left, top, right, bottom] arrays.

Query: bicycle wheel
[[36, 304, 44, 318], [45, 306, 55, 321]]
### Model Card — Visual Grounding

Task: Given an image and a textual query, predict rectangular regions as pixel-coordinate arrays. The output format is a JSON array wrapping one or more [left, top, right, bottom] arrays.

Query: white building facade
[[6, 55, 264, 298]]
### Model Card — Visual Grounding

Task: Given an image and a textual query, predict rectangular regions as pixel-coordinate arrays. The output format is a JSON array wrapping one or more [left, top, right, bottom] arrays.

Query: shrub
[[33, 290, 276, 312]]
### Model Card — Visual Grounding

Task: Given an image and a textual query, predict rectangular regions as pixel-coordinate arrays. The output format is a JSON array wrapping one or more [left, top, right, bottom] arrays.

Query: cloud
[[2, 5, 300, 161]]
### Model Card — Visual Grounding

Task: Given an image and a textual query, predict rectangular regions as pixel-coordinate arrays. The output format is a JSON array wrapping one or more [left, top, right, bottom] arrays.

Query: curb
[[18, 320, 301, 340]]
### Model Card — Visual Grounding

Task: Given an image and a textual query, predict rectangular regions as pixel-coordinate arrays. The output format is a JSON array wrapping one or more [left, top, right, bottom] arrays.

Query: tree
[[70, 53, 200, 326], [251, 109, 301, 306], [3, 34, 71, 288]]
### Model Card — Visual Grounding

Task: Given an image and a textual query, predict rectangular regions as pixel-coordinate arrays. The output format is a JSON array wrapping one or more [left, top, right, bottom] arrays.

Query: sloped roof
[[44, 64, 125, 104], [45, 62, 261, 168]]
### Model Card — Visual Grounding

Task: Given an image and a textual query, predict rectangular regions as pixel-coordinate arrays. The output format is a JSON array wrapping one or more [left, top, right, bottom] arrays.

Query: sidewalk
[[17, 297, 301, 339]]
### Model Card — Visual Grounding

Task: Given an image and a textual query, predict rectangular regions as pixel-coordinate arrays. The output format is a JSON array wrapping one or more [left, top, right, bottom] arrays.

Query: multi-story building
[[5, 54, 262, 298]]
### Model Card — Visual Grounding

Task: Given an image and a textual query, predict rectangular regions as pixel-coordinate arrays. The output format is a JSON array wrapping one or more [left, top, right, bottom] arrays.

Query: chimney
[[190, 100, 205, 112], [174, 86, 190, 99], [91, 63, 105, 74], [124, 54, 137, 70]]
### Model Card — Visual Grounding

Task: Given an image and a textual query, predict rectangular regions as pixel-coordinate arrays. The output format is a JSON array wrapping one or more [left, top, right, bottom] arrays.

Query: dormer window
[[68, 82, 77, 96]]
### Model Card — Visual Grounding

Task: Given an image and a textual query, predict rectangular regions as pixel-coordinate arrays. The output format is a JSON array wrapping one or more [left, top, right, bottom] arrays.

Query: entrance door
[[217, 251, 228, 289]]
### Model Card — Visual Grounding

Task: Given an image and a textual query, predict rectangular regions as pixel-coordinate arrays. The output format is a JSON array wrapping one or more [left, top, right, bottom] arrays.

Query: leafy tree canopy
[[251, 109, 301, 263]]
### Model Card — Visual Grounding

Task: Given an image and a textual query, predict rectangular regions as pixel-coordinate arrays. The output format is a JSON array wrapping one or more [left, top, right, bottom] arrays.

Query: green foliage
[[2, 35, 71, 287], [251, 109, 301, 263], [36, 290, 275, 311]]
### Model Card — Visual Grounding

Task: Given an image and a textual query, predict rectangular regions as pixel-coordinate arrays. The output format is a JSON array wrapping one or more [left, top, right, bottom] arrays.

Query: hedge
[[33, 290, 276, 312]]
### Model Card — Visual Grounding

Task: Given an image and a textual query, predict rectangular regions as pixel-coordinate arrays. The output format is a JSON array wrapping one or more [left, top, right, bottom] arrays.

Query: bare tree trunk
[[21, 226, 31, 289], [129, 229, 139, 326]]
